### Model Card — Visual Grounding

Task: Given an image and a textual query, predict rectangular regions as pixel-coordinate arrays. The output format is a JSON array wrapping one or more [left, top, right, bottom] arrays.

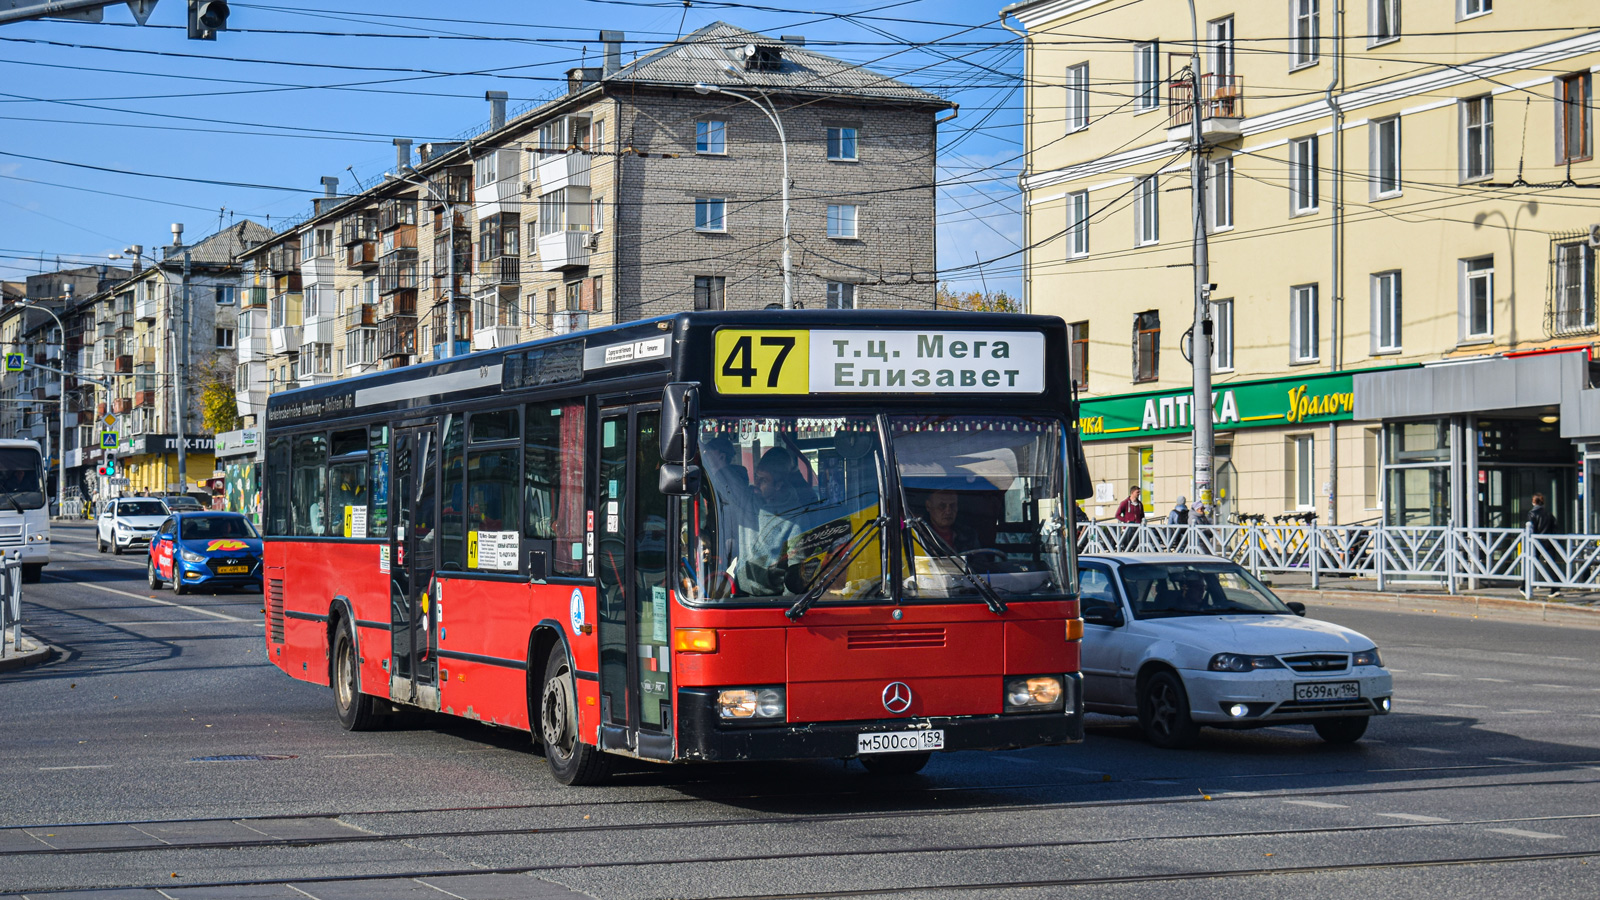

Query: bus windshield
[[680, 413, 1070, 606], [0, 448, 45, 511]]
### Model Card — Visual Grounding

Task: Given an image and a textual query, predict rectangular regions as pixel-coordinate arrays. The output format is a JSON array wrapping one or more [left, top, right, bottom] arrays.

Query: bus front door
[[390, 425, 440, 709], [596, 405, 673, 760]]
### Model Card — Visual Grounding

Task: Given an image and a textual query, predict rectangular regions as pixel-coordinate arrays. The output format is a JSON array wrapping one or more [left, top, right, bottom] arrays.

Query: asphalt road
[[4, 522, 1599, 899]]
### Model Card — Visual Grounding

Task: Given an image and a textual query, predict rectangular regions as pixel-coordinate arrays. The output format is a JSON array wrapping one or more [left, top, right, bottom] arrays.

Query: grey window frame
[[1461, 95, 1494, 182], [694, 197, 727, 233], [1135, 176, 1160, 246], [1460, 256, 1495, 342], [1208, 156, 1234, 231], [1134, 43, 1160, 112], [1291, 0, 1320, 68], [695, 119, 726, 155], [1065, 63, 1090, 132], [1370, 115, 1402, 198], [1369, 0, 1400, 46], [1210, 298, 1234, 371], [1068, 190, 1090, 257]]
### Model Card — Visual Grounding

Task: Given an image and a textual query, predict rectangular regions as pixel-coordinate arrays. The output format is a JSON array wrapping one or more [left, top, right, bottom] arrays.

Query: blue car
[[147, 512, 263, 594]]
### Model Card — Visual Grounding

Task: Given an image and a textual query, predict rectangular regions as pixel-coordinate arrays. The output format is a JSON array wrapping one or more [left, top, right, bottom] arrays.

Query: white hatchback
[[1078, 554, 1393, 748]]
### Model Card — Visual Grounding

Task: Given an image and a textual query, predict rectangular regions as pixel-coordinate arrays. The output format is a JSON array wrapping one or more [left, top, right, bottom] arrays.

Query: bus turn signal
[[674, 628, 718, 653], [1065, 619, 1083, 641]]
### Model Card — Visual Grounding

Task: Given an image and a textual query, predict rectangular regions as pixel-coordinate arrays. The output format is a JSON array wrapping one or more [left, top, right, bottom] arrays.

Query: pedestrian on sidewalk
[[1166, 496, 1190, 525], [1192, 503, 1212, 526], [1527, 493, 1562, 596], [1115, 487, 1146, 524]]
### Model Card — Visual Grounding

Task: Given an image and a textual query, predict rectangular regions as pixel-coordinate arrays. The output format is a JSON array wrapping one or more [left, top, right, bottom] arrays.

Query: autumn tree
[[934, 282, 1020, 313]]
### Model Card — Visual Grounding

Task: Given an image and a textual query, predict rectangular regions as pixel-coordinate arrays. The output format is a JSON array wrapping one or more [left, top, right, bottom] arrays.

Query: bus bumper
[[675, 681, 1084, 762]]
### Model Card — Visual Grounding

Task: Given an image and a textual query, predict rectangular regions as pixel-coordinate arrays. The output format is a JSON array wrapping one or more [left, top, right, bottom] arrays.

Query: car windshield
[[166, 497, 202, 509], [893, 415, 1070, 600], [1118, 561, 1290, 619], [0, 448, 45, 511], [682, 415, 885, 603], [178, 516, 258, 540], [118, 501, 168, 517]]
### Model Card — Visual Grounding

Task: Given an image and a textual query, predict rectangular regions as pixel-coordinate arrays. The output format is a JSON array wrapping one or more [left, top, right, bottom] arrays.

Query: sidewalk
[[1265, 573, 1600, 626], [0, 628, 53, 672]]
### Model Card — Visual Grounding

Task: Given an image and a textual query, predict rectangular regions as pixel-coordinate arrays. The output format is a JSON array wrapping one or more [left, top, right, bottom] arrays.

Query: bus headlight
[[717, 687, 785, 720], [1004, 676, 1065, 712], [27, 533, 44, 543]]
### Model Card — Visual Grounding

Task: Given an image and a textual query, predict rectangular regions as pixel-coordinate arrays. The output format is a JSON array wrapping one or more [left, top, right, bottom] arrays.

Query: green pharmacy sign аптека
[[1077, 371, 1360, 442]]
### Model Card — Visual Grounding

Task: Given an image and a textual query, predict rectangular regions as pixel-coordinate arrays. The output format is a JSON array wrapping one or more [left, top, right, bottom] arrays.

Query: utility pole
[[1186, 0, 1216, 515], [171, 223, 190, 496], [447, 193, 458, 357]]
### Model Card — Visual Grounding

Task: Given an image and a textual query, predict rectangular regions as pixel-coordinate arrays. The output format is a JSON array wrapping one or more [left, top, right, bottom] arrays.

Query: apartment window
[[827, 127, 858, 161], [694, 276, 725, 311], [1134, 176, 1159, 246], [1370, 116, 1402, 197], [591, 275, 604, 314], [474, 153, 498, 188], [235, 363, 249, 392], [1556, 73, 1592, 164], [1134, 42, 1160, 111], [1208, 157, 1233, 231], [1289, 435, 1316, 509], [1067, 190, 1090, 258], [592, 195, 604, 233], [1133, 310, 1160, 383], [1208, 16, 1235, 79], [1372, 271, 1402, 353], [1460, 0, 1490, 17], [1291, 284, 1319, 362], [215, 285, 237, 305], [1065, 63, 1090, 132], [826, 204, 858, 239], [695, 119, 726, 154], [1210, 299, 1234, 371], [216, 327, 234, 349], [825, 281, 855, 309], [1370, 0, 1400, 44], [1069, 320, 1089, 389], [694, 197, 726, 233], [1292, 0, 1319, 67], [1290, 136, 1319, 214], [313, 343, 333, 375], [315, 228, 334, 258], [1461, 96, 1493, 181], [1553, 240, 1596, 333], [1461, 256, 1494, 340]]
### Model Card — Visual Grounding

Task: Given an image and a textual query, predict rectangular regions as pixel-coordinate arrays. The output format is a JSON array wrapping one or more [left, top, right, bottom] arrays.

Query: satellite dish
[[744, 43, 757, 58]]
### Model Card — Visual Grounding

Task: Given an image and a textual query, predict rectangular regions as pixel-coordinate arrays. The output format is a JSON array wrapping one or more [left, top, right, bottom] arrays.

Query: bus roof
[[0, 439, 43, 451]]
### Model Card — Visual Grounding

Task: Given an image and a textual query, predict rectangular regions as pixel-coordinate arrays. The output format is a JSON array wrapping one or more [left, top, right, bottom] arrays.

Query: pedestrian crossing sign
[[100, 432, 117, 450], [3, 353, 22, 373]]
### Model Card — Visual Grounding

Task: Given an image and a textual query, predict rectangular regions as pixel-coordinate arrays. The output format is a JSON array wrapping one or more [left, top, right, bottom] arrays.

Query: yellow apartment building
[[1005, 0, 1600, 532]]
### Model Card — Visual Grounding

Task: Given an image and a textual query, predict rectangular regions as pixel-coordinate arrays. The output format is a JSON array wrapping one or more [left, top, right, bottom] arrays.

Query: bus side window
[[328, 428, 368, 539], [525, 401, 587, 576], [266, 436, 291, 536], [291, 433, 328, 537], [368, 425, 390, 538], [466, 409, 521, 571], [440, 415, 466, 571]]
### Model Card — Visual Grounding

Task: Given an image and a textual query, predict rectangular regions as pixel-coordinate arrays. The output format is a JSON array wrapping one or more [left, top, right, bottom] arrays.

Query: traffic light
[[187, 0, 229, 40], [105, 458, 117, 478]]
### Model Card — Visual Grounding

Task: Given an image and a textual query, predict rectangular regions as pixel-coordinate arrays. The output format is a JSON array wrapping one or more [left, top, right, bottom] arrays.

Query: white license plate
[[858, 729, 945, 755], [1295, 681, 1360, 701]]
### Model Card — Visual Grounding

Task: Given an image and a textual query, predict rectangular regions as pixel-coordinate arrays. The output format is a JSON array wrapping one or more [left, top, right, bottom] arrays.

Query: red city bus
[[263, 310, 1088, 784]]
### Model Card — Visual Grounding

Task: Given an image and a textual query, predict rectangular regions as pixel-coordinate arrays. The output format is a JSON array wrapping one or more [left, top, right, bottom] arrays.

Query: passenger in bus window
[[739, 447, 817, 595]]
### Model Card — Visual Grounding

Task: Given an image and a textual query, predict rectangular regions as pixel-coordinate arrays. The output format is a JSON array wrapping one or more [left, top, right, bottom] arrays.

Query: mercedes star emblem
[[882, 681, 913, 714]]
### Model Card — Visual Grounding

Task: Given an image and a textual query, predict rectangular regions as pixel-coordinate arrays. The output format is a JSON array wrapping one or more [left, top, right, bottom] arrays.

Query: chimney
[[170, 223, 184, 249], [567, 67, 603, 95], [321, 176, 339, 197], [781, 35, 805, 46], [394, 138, 413, 172], [486, 90, 508, 130], [600, 31, 623, 77], [127, 244, 143, 274]]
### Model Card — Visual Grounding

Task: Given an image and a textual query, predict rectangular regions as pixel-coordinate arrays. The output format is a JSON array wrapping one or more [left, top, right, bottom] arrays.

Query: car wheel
[[112, 541, 123, 556], [97, 533, 107, 553], [171, 572, 187, 595], [1313, 716, 1369, 744], [1138, 671, 1200, 749], [147, 559, 162, 589], [860, 752, 932, 776], [334, 618, 378, 731], [540, 644, 610, 785]]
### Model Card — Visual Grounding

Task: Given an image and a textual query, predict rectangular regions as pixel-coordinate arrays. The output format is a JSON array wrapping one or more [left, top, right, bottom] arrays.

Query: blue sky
[[0, 0, 1024, 297]]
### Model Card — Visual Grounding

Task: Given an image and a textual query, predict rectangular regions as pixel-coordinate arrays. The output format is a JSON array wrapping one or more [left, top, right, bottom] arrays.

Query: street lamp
[[389, 168, 462, 358], [15, 298, 65, 519], [694, 72, 793, 310]]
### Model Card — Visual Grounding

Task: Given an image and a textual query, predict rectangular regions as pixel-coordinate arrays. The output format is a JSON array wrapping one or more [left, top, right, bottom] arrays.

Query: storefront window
[[1386, 419, 1450, 463]]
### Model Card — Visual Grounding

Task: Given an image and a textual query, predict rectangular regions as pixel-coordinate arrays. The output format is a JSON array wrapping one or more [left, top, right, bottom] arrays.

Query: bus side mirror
[[660, 463, 702, 497], [660, 382, 701, 464]]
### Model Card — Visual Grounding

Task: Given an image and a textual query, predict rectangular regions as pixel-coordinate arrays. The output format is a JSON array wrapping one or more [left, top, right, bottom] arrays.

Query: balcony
[[135, 346, 156, 366], [237, 328, 266, 359], [115, 312, 133, 333], [243, 286, 268, 310], [1167, 73, 1245, 144], [344, 304, 377, 330], [346, 241, 378, 271], [341, 215, 377, 246], [433, 340, 472, 358], [536, 229, 592, 271], [377, 315, 417, 360], [378, 198, 417, 232], [270, 325, 303, 355], [134, 390, 155, 408], [378, 254, 420, 295], [471, 325, 520, 351], [536, 151, 590, 192], [549, 311, 590, 335], [479, 255, 520, 285], [425, 169, 472, 209], [111, 398, 131, 414], [265, 244, 301, 274], [380, 293, 418, 318], [114, 355, 133, 374]]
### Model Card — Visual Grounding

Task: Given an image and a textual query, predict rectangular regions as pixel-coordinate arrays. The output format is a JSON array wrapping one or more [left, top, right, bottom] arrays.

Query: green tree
[[201, 379, 241, 434], [934, 282, 1020, 313]]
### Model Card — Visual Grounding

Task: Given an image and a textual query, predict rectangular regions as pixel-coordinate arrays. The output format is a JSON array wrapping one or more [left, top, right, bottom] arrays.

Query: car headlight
[[1352, 648, 1383, 667], [1004, 675, 1065, 711], [716, 687, 785, 720], [179, 547, 206, 563], [1208, 653, 1287, 673]]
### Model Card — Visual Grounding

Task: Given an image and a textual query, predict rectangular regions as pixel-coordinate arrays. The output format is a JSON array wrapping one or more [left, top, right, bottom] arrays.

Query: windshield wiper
[[905, 516, 1007, 615], [786, 516, 887, 621], [0, 494, 20, 513]]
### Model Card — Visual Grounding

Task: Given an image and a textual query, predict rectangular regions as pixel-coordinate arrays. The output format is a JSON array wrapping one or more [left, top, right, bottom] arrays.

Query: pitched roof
[[163, 221, 275, 267], [606, 21, 949, 107]]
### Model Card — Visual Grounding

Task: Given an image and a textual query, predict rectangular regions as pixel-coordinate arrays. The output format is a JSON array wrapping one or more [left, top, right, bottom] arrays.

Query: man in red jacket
[[1115, 487, 1146, 524]]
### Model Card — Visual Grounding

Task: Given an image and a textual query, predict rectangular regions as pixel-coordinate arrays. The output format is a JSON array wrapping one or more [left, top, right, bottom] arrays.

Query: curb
[[1274, 586, 1600, 624], [0, 634, 54, 673]]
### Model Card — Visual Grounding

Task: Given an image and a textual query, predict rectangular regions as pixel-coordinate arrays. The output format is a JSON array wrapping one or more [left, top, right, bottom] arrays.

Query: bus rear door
[[390, 424, 440, 708]]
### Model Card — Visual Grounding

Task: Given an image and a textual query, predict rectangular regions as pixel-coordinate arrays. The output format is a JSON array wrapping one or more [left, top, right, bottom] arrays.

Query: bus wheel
[[21, 564, 41, 584], [540, 646, 610, 785], [334, 618, 377, 731], [146, 559, 163, 589], [860, 752, 931, 776]]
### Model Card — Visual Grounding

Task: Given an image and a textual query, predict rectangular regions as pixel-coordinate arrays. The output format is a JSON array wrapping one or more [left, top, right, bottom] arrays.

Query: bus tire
[[147, 559, 163, 589], [333, 617, 377, 731], [21, 564, 41, 584], [860, 752, 931, 776], [540, 645, 609, 786]]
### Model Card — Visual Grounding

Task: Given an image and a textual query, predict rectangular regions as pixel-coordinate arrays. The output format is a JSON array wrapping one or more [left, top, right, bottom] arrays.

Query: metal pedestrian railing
[[1077, 521, 1600, 598], [0, 534, 24, 658]]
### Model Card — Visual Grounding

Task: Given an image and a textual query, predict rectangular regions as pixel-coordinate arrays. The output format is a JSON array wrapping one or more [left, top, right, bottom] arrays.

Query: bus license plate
[[216, 565, 249, 574], [1295, 681, 1359, 701], [858, 729, 944, 755]]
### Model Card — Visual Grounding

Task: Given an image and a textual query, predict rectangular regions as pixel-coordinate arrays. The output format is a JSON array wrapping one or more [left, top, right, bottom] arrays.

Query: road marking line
[[1393, 698, 1424, 704], [1446, 704, 1489, 709], [1378, 813, 1448, 823], [325, 753, 396, 758], [1529, 684, 1570, 689], [41, 575, 248, 622], [1475, 677, 1513, 683], [1407, 747, 1456, 754], [1487, 827, 1564, 839], [1488, 757, 1539, 764], [38, 765, 112, 771], [1501, 709, 1553, 715], [1283, 800, 1348, 809], [1420, 672, 1459, 678]]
